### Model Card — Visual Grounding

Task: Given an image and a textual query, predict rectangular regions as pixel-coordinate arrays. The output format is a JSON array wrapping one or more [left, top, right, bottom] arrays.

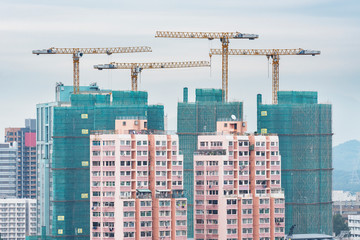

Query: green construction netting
[[257, 91, 332, 235], [51, 91, 163, 238], [177, 88, 243, 238], [195, 88, 222, 102]]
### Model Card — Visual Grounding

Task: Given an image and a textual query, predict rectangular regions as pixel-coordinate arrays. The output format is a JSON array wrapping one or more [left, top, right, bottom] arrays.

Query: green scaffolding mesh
[[51, 91, 164, 239], [257, 91, 332, 235], [177, 88, 243, 238]]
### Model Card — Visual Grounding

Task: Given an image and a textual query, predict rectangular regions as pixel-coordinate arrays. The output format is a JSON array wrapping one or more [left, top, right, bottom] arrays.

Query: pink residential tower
[[90, 118, 187, 240], [193, 121, 285, 240]]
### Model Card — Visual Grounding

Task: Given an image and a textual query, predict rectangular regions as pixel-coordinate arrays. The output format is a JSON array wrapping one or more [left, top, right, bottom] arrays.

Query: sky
[[0, 0, 359, 146]]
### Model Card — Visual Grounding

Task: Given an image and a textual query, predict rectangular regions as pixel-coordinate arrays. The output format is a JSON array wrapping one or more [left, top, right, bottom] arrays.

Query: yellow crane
[[94, 61, 210, 91], [155, 31, 259, 102], [32, 47, 152, 94], [209, 48, 321, 104]]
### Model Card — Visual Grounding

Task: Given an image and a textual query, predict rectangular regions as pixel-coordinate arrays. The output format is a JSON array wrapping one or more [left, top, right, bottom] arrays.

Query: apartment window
[[123, 222, 135, 227], [92, 151, 100, 156], [260, 218, 270, 223], [243, 228, 253, 234], [103, 140, 115, 146], [140, 231, 152, 237], [140, 221, 152, 227], [92, 141, 100, 146], [242, 218, 253, 224], [227, 209, 237, 215], [103, 161, 115, 166], [123, 211, 135, 217], [242, 199, 252, 204], [140, 201, 152, 207], [140, 211, 152, 217], [227, 219, 237, 224], [123, 201, 135, 207]]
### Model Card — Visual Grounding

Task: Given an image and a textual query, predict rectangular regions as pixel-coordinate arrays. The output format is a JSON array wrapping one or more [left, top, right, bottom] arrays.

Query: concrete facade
[[89, 119, 187, 239], [0, 198, 37, 240], [5, 119, 37, 199], [348, 215, 360, 240], [193, 121, 285, 240], [0, 142, 18, 198]]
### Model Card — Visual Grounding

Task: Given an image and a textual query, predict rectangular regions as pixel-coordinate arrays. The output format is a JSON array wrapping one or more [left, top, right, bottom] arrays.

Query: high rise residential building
[[36, 82, 105, 236], [193, 120, 285, 240], [36, 83, 164, 239], [5, 119, 37, 199], [89, 118, 187, 240], [257, 91, 332, 234], [177, 88, 243, 237], [0, 198, 37, 240], [0, 142, 18, 198]]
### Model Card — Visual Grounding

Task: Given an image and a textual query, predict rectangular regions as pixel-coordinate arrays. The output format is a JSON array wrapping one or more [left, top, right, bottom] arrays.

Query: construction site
[[27, 31, 332, 239]]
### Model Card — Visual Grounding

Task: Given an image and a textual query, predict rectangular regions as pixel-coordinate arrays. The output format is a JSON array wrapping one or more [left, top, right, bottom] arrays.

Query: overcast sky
[[0, 0, 359, 146]]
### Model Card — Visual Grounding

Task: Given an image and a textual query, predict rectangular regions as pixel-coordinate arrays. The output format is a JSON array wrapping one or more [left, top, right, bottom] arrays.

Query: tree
[[333, 214, 349, 236]]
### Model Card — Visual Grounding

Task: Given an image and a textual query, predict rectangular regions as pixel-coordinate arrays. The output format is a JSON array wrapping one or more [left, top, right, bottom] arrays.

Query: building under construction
[[257, 91, 332, 235], [177, 87, 243, 238], [34, 86, 164, 239]]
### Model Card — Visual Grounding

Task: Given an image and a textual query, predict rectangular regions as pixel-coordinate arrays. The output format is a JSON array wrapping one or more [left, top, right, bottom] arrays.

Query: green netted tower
[[51, 91, 163, 239], [177, 88, 243, 238], [257, 91, 332, 234]]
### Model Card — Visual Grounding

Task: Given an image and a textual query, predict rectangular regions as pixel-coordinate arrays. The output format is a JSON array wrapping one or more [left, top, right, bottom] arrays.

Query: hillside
[[333, 140, 360, 192]]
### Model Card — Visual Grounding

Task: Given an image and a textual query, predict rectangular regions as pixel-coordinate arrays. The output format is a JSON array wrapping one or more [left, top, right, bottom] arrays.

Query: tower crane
[[32, 46, 152, 94], [209, 48, 321, 104], [155, 31, 259, 102], [94, 61, 210, 91]]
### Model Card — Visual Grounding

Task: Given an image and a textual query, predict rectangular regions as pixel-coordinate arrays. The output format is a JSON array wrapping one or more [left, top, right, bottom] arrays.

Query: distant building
[[89, 118, 187, 239], [193, 120, 285, 240], [0, 198, 37, 240], [5, 119, 36, 199], [257, 91, 332, 234], [0, 142, 18, 198], [348, 215, 360, 239], [36, 82, 104, 236], [333, 191, 360, 218]]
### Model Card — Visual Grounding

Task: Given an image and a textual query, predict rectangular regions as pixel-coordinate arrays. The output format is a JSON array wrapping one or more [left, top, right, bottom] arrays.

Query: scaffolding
[[51, 91, 164, 239], [177, 88, 243, 238], [257, 91, 332, 235]]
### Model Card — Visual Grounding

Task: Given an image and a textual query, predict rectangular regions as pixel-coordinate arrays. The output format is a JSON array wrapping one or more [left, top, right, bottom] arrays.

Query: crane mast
[[32, 46, 152, 94], [155, 31, 259, 102], [209, 48, 321, 104], [94, 61, 210, 91]]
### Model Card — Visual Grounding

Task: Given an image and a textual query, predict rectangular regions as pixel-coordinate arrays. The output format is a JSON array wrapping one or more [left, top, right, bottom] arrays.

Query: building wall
[[5, 119, 37, 199], [89, 130, 187, 240], [0, 198, 37, 240], [348, 215, 360, 240], [0, 143, 18, 198], [257, 91, 332, 234], [177, 88, 243, 237], [36, 101, 57, 235], [193, 134, 285, 240]]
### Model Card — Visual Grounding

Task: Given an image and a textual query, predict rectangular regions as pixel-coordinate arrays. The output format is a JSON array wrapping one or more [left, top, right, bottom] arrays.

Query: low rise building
[[348, 215, 360, 240], [89, 118, 187, 240], [0, 198, 37, 240]]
